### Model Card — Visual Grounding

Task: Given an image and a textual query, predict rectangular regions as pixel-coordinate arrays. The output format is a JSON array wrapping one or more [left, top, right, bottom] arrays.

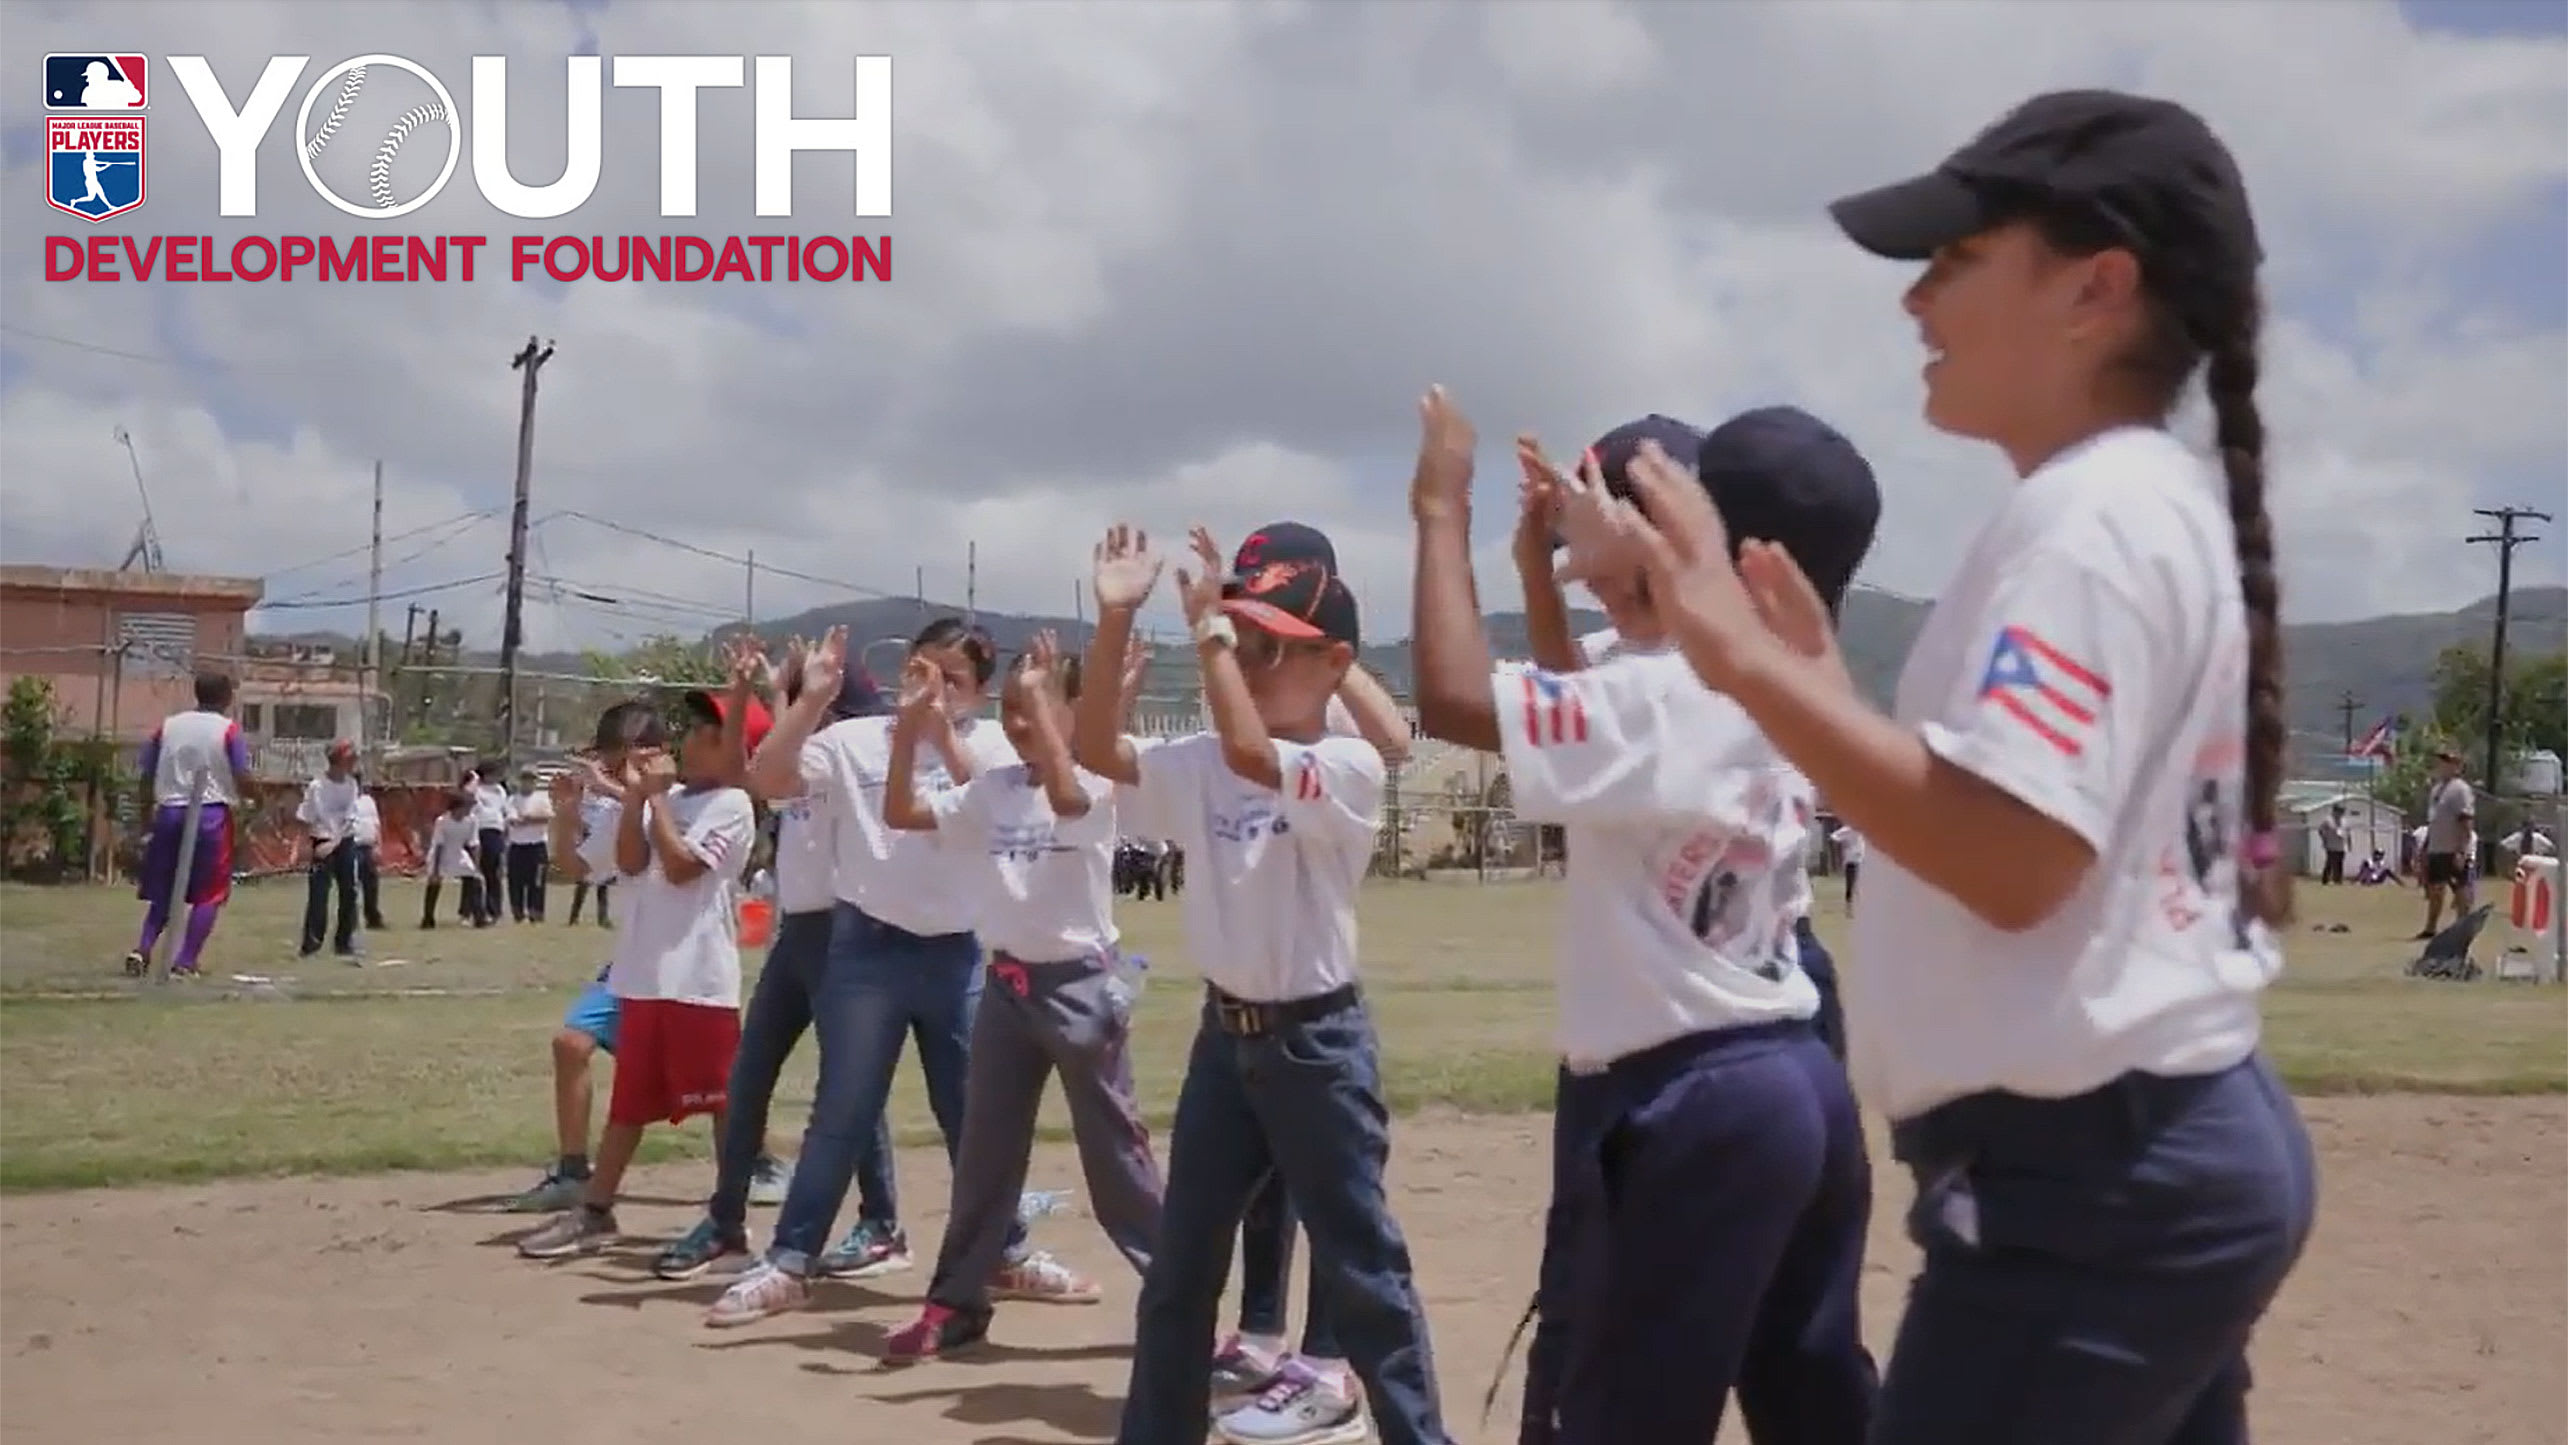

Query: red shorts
[[607, 998, 740, 1127]]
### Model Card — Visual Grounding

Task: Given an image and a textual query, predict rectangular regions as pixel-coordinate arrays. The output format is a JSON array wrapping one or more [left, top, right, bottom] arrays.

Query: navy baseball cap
[[1226, 521, 1336, 592], [1829, 89, 2260, 271], [1221, 560, 1361, 649], [828, 665, 889, 720], [1691, 406, 1881, 614], [1551, 415, 1705, 552]]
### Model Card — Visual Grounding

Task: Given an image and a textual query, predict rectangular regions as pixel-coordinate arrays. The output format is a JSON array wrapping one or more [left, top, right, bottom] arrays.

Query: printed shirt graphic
[[1850, 426, 2274, 1121], [1496, 652, 1820, 1065], [1124, 731, 1383, 1002], [929, 763, 1120, 962], [145, 710, 247, 807], [607, 785, 756, 1007], [799, 713, 1021, 934], [426, 816, 480, 879]]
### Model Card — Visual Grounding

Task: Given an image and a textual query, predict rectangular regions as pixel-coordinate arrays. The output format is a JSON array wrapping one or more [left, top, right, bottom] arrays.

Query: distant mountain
[[265, 585, 2566, 757]]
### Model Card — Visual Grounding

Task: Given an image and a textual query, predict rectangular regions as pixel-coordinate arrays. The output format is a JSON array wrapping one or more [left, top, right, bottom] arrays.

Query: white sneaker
[[1213, 1359, 1370, 1445], [704, 1261, 810, 1329]]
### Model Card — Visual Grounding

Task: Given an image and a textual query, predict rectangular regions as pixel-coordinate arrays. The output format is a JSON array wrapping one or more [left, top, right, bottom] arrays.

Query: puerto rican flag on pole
[[2348, 715, 2396, 762], [1519, 670, 1590, 748], [1976, 625, 2111, 759]]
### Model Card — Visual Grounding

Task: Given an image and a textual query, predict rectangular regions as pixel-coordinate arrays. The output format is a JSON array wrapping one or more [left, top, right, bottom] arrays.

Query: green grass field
[[1, 874, 2560, 1191]]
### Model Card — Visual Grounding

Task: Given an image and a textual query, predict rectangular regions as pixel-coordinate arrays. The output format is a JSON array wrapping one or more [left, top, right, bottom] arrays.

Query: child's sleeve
[[576, 803, 627, 878], [1273, 734, 1384, 844], [1919, 541, 2169, 852], [1496, 653, 1770, 826], [925, 774, 995, 846], [683, 790, 758, 878]]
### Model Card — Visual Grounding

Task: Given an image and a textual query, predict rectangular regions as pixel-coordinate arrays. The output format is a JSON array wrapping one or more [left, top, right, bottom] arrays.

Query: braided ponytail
[[2203, 293, 2292, 925]]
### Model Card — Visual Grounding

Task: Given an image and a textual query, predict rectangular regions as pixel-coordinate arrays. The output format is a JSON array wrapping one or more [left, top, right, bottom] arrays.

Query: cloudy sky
[[4, 0, 2563, 656]]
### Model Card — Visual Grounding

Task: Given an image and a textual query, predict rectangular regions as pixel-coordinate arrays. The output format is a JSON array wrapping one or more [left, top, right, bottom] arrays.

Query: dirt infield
[[4, 1096, 2560, 1445]]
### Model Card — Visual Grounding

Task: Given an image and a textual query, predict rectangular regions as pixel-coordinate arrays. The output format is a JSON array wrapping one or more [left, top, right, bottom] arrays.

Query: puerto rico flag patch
[[1519, 670, 1590, 748], [1978, 625, 2110, 758]]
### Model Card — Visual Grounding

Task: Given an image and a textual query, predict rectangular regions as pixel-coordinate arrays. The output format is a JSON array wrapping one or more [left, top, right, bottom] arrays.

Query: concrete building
[[234, 640, 392, 778], [0, 565, 265, 740]]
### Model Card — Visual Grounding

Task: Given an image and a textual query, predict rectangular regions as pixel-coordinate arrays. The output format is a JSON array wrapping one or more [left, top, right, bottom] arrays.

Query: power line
[[0, 323, 196, 368], [543, 511, 906, 601], [262, 509, 496, 583], [256, 571, 502, 610]]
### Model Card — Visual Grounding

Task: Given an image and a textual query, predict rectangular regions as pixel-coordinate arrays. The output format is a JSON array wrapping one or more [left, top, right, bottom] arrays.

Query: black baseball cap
[[1226, 521, 1336, 590], [1690, 406, 1881, 614], [1221, 560, 1361, 649], [1828, 89, 2260, 272]]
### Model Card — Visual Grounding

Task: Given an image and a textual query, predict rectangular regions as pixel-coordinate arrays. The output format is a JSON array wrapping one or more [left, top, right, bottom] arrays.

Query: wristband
[[1192, 614, 1238, 650]]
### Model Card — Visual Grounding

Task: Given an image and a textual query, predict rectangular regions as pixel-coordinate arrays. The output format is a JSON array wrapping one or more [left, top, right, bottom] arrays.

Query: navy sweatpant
[[1870, 1054, 2317, 1445], [1535, 1021, 1876, 1445]]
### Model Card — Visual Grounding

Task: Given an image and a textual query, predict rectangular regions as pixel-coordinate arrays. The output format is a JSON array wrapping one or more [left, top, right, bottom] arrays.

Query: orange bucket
[[737, 895, 775, 948]]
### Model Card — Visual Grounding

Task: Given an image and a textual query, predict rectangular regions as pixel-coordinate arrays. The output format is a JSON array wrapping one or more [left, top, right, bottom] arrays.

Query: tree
[[0, 677, 122, 880], [2428, 644, 2568, 762], [581, 633, 728, 687]]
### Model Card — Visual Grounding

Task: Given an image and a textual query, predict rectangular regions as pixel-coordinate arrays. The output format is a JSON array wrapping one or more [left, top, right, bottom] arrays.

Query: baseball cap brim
[[1829, 171, 1996, 261], [1220, 598, 1326, 640]]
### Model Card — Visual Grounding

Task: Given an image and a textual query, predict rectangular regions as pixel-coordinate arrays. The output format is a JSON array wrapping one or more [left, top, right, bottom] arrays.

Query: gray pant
[[927, 953, 1164, 1313]]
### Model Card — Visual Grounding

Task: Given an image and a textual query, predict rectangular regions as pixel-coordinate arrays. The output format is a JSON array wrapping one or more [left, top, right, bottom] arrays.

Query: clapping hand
[[1093, 525, 1165, 613], [798, 627, 849, 707], [1512, 435, 1567, 571], [898, 654, 947, 720], [1616, 441, 1851, 693], [1410, 385, 1477, 520], [1174, 527, 1226, 627]]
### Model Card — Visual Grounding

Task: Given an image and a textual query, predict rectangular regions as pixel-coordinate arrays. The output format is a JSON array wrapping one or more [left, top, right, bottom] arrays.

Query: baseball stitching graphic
[[298, 60, 457, 217]]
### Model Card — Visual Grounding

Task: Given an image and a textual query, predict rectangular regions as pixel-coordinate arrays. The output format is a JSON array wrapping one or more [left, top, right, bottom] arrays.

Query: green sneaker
[[817, 1218, 912, 1279], [655, 1217, 752, 1281], [503, 1167, 588, 1214], [517, 1206, 617, 1260]]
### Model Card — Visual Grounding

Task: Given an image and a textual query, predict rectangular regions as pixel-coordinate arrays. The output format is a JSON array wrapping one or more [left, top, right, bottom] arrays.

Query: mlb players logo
[[44, 54, 146, 110], [44, 54, 148, 223]]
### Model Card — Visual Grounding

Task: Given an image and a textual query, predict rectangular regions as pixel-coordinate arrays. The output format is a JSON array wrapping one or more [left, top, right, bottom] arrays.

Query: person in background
[[421, 792, 485, 927], [567, 783, 618, 929], [1832, 821, 1867, 911], [123, 671, 254, 979], [2417, 749, 2475, 939], [469, 762, 510, 925], [506, 767, 554, 923], [298, 740, 366, 960], [2503, 824, 2557, 860], [351, 777, 388, 932], [2317, 804, 2348, 886]]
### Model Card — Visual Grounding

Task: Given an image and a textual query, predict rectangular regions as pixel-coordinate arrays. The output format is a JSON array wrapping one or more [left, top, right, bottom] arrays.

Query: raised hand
[[1617, 441, 1771, 691], [547, 767, 584, 807], [1093, 525, 1165, 613], [631, 748, 680, 795], [1011, 629, 1059, 703], [1513, 434, 1567, 569], [1410, 385, 1477, 519], [1175, 526, 1227, 626], [898, 653, 946, 718], [799, 626, 848, 705], [1739, 541, 1855, 692], [1553, 446, 1649, 585]]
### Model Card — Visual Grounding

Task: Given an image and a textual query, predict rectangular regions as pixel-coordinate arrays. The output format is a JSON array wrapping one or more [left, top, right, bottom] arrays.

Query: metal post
[[363, 459, 384, 759], [147, 762, 212, 986], [498, 337, 556, 763], [2552, 795, 2567, 984]]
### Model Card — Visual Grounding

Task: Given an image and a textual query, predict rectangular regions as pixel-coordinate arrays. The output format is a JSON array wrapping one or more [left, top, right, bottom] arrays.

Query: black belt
[[1205, 982, 1360, 1038], [1889, 1065, 2240, 1174]]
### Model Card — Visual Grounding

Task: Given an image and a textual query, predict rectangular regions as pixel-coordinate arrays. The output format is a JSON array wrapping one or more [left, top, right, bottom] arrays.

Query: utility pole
[[2466, 504, 2553, 874], [422, 607, 442, 736], [498, 336, 555, 764], [966, 540, 978, 623], [362, 460, 384, 758], [745, 549, 757, 625], [2336, 689, 2363, 756]]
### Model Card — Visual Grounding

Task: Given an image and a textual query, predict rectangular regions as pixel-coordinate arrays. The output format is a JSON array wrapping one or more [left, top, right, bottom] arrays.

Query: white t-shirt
[[299, 773, 362, 843], [575, 797, 632, 880], [426, 815, 480, 879], [930, 763, 1121, 963], [1848, 426, 2275, 1123], [1125, 731, 1384, 1002], [506, 790, 554, 846], [1832, 826, 1866, 866], [469, 781, 508, 832], [1497, 653, 1821, 1067], [606, 785, 757, 1006], [770, 795, 837, 915], [351, 794, 381, 848], [152, 710, 243, 807], [798, 713, 1020, 935]]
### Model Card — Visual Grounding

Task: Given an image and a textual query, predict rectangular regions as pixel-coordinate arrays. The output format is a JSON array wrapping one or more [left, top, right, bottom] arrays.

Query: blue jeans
[[1119, 991, 1444, 1445], [764, 902, 1017, 1274], [708, 908, 895, 1235]]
